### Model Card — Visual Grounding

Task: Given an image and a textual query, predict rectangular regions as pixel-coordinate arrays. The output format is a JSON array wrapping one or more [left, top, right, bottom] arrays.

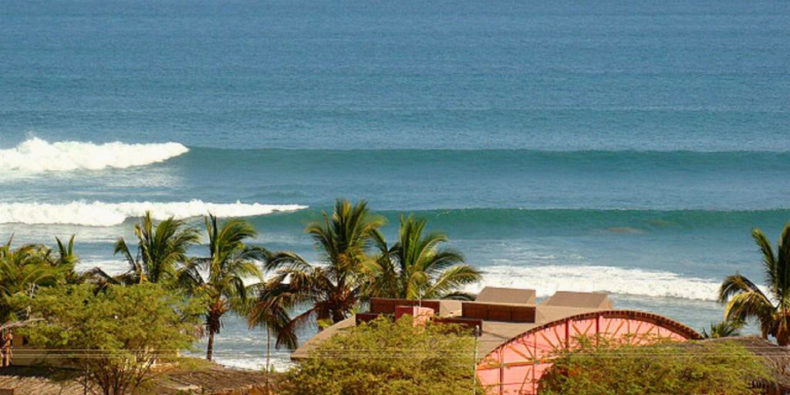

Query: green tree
[[114, 211, 199, 284], [178, 214, 264, 361], [281, 316, 479, 395], [0, 236, 76, 320], [247, 282, 300, 392], [13, 283, 202, 395], [366, 215, 481, 300], [701, 319, 744, 339], [539, 337, 770, 394], [719, 224, 790, 345], [54, 235, 83, 284], [248, 281, 302, 349], [265, 199, 385, 330]]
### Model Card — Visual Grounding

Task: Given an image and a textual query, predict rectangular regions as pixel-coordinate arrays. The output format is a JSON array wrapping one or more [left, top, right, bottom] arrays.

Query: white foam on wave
[[0, 200, 307, 227], [470, 264, 721, 301], [0, 137, 189, 172], [209, 355, 294, 372]]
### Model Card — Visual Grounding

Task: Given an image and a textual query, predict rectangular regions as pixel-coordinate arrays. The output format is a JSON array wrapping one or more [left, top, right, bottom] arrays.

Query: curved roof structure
[[476, 309, 702, 395], [291, 287, 702, 395]]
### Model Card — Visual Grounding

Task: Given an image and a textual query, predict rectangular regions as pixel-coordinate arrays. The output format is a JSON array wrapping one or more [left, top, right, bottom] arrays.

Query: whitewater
[[0, 138, 189, 172], [0, 200, 307, 226], [474, 265, 721, 301]]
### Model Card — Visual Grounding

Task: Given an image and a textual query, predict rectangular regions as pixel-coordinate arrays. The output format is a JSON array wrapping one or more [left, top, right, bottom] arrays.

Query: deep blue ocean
[[2, 0, 790, 369]]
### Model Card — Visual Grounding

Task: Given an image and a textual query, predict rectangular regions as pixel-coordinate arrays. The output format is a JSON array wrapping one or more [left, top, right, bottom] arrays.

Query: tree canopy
[[265, 199, 386, 332], [539, 337, 771, 394], [177, 214, 264, 361], [114, 211, 199, 285], [281, 316, 480, 395], [365, 215, 481, 300], [0, 236, 78, 321], [12, 283, 203, 395], [719, 224, 790, 345]]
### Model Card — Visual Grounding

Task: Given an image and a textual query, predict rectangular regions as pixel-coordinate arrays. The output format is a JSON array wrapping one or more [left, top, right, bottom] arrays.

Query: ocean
[[2, 0, 790, 369]]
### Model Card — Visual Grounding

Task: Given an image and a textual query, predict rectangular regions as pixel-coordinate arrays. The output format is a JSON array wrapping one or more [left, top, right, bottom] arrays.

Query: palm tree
[[366, 215, 481, 300], [701, 320, 743, 339], [114, 211, 199, 284], [54, 235, 78, 268], [719, 224, 790, 345], [53, 235, 83, 284], [247, 282, 300, 391], [179, 214, 265, 361], [0, 236, 74, 320], [265, 199, 385, 332]]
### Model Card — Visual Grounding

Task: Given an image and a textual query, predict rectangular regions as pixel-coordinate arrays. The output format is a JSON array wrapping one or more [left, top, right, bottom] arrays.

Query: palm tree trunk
[[779, 309, 790, 346], [265, 327, 271, 393], [206, 330, 215, 361]]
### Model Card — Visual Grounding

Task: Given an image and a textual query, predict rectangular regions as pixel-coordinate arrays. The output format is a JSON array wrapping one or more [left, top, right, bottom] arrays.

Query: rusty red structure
[[476, 310, 701, 394]]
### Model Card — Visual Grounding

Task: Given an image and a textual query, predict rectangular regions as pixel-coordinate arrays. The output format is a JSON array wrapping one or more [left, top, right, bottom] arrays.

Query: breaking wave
[[0, 137, 189, 172], [0, 200, 307, 226], [471, 265, 721, 301]]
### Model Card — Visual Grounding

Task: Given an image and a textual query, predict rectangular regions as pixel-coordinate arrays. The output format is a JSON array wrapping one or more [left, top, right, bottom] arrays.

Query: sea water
[[2, 0, 790, 369]]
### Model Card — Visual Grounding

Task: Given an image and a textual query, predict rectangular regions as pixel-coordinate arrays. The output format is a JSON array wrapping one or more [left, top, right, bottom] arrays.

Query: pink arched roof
[[476, 310, 702, 394]]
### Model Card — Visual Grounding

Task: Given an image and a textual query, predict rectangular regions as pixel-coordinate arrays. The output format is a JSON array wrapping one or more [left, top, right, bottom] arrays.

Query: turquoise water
[[2, 0, 790, 368]]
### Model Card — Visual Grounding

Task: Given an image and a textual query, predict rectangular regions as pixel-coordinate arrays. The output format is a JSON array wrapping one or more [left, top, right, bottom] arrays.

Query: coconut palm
[[53, 235, 84, 284], [0, 236, 74, 319], [719, 224, 790, 345], [114, 211, 199, 284], [178, 214, 265, 361], [53, 235, 78, 267], [265, 199, 385, 332], [365, 215, 481, 300], [701, 320, 743, 339], [247, 282, 300, 390]]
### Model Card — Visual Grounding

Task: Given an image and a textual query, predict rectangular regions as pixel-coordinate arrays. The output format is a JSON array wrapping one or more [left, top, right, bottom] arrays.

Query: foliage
[[0, 236, 78, 320], [12, 283, 202, 395], [248, 281, 301, 350], [114, 211, 199, 284], [539, 336, 771, 394], [281, 316, 480, 395], [365, 215, 481, 300], [265, 199, 385, 332], [178, 214, 264, 360], [55, 235, 86, 284], [719, 224, 790, 345], [702, 319, 744, 339]]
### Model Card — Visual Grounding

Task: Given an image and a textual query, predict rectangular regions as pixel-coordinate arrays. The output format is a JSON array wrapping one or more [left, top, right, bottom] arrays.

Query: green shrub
[[282, 316, 481, 395], [540, 336, 771, 394], [13, 283, 202, 395]]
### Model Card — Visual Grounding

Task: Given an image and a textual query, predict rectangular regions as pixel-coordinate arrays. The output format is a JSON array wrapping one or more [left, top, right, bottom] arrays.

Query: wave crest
[[471, 265, 720, 301], [0, 138, 189, 172], [0, 201, 307, 226]]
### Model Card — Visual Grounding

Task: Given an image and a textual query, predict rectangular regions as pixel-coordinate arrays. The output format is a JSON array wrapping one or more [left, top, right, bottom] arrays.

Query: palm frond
[[423, 265, 482, 299], [753, 228, 779, 298], [701, 319, 743, 339], [718, 273, 766, 303], [724, 290, 774, 331]]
